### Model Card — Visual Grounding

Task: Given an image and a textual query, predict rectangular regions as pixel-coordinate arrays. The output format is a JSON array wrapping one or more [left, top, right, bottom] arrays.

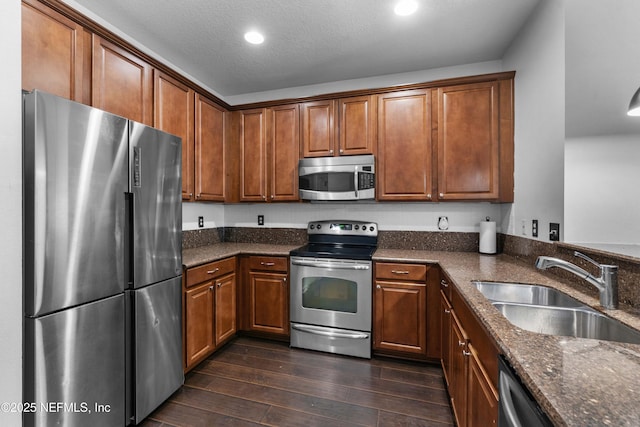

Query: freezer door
[[129, 122, 182, 288], [130, 277, 183, 423], [23, 294, 125, 427], [23, 90, 129, 317]]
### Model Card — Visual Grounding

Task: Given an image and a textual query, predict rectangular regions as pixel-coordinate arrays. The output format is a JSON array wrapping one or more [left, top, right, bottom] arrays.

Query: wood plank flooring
[[142, 336, 454, 426]]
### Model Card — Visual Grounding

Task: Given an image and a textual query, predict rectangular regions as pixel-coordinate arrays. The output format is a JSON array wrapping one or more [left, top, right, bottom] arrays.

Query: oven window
[[302, 277, 357, 313]]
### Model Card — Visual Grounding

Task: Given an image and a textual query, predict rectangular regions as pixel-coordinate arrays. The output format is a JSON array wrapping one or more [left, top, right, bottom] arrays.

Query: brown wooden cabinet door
[[377, 90, 433, 201], [338, 95, 376, 155], [450, 312, 469, 427], [440, 291, 452, 388], [374, 280, 427, 355], [268, 104, 299, 201], [437, 82, 499, 201], [195, 94, 226, 201], [249, 271, 288, 334], [301, 100, 335, 157], [214, 273, 236, 345], [239, 109, 267, 201], [153, 71, 195, 200], [184, 282, 214, 370], [92, 35, 153, 125], [467, 344, 498, 427], [22, 0, 87, 102]]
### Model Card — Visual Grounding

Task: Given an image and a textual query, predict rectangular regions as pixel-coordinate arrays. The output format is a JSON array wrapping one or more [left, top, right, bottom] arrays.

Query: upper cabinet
[[301, 100, 335, 157], [92, 35, 153, 125], [268, 104, 300, 201], [437, 82, 499, 201], [153, 71, 195, 200], [195, 94, 227, 202], [377, 90, 433, 201], [235, 106, 299, 202], [22, 0, 89, 103], [301, 96, 376, 158]]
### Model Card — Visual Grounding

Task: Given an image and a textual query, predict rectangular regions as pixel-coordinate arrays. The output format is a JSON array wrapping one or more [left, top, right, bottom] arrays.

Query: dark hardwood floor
[[142, 337, 454, 426]]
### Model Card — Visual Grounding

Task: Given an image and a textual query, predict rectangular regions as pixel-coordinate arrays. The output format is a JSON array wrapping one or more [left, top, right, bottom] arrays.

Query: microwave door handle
[[354, 168, 358, 198]]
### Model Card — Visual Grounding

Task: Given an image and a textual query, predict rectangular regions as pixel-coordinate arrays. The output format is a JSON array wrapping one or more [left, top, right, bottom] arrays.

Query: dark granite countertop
[[182, 242, 301, 268], [374, 249, 640, 427], [182, 243, 640, 426]]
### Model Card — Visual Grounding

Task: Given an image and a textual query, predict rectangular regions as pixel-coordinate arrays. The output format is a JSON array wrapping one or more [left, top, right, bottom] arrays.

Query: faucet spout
[[535, 252, 619, 309]]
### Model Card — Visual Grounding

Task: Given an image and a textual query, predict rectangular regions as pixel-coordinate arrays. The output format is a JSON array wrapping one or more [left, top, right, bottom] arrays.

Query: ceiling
[[66, 0, 540, 99]]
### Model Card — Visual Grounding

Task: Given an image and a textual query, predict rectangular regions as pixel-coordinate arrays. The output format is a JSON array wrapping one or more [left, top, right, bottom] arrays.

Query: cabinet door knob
[[217, 282, 222, 288], [440, 280, 449, 287], [283, 277, 287, 283], [209, 285, 214, 291], [427, 193, 432, 200], [439, 193, 444, 198], [463, 350, 471, 357], [329, 149, 334, 154], [376, 285, 381, 289], [458, 340, 465, 347], [444, 309, 451, 314]]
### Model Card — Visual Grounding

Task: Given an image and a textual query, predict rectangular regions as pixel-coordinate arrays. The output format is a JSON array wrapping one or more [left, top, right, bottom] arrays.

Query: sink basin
[[471, 281, 585, 308], [492, 302, 640, 345]]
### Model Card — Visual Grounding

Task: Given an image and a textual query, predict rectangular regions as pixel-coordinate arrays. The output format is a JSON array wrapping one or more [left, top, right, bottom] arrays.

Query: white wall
[[501, 0, 565, 242], [224, 202, 503, 232], [565, 134, 640, 244], [0, 0, 23, 425]]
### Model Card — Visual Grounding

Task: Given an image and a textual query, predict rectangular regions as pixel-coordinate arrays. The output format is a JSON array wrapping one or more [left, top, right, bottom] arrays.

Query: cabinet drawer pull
[[391, 270, 410, 275], [462, 350, 471, 357], [261, 262, 276, 266], [207, 268, 220, 274], [440, 279, 449, 287]]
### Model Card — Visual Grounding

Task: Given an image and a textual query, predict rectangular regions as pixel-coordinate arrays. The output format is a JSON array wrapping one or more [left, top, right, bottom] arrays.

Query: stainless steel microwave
[[298, 155, 375, 201]]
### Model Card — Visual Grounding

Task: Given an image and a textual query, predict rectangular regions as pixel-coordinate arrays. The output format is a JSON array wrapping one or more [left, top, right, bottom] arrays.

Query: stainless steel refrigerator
[[23, 90, 184, 426]]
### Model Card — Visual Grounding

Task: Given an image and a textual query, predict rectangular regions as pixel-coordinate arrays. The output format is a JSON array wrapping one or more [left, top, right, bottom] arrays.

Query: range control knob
[[369, 226, 375, 232], [317, 224, 322, 230], [354, 225, 360, 230], [310, 224, 315, 229]]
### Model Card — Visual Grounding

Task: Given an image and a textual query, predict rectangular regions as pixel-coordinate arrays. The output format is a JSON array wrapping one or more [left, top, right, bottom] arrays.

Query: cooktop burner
[[290, 220, 378, 260]]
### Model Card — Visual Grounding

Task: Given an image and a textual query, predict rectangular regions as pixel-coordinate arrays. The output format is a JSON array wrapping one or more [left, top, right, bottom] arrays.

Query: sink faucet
[[535, 251, 619, 309]]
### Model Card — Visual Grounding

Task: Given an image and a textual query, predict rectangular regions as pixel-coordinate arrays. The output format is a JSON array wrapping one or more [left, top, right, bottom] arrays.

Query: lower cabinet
[[183, 257, 236, 372], [373, 262, 441, 359], [440, 274, 499, 427], [241, 256, 290, 337]]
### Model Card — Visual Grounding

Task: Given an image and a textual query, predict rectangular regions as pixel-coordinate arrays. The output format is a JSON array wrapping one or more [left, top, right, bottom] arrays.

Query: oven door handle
[[291, 259, 370, 270], [291, 324, 369, 340]]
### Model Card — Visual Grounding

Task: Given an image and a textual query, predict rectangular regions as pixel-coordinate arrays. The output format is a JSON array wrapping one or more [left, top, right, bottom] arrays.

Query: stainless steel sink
[[471, 281, 585, 308], [492, 302, 640, 345]]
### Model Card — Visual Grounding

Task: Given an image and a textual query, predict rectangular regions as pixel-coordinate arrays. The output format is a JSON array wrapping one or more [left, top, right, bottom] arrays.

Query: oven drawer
[[186, 257, 236, 287], [375, 262, 427, 281], [249, 256, 288, 272]]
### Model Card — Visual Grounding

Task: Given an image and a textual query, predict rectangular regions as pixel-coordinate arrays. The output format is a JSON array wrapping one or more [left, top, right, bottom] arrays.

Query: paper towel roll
[[479, 220, 497, 254]]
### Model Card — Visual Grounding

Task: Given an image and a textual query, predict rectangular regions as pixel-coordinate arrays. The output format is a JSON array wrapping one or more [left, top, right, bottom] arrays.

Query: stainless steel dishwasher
[[498, 355, 553, 427]]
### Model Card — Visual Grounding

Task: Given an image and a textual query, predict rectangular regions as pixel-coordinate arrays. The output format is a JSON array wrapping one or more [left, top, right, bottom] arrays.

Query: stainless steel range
[[290, 220, 378, 358]]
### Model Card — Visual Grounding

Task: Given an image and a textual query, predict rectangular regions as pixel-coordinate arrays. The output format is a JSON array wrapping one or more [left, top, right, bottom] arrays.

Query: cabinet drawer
[[248, 256, 288, 272], [186, 257, 236, 287], [376, 263, 427, 281]]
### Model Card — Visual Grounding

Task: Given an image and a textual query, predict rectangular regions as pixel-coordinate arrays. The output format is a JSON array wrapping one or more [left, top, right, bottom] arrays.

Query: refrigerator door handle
[[125, 191, 134, 287]]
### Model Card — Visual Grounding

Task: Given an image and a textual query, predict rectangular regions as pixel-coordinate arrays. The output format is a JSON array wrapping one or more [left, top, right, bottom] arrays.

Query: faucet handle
[[573, 251, 602, 269]]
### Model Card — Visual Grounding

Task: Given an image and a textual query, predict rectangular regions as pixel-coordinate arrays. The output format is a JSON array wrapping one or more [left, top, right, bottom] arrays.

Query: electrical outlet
[[549, 223, 560, 241], [258, 215, 264, 226], [532, 219, 538, 237], [198, 216, 204, 228]]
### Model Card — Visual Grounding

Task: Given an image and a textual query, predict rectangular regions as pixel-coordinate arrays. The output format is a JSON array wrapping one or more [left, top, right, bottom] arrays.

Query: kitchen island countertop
[[374, 249, 640, 427]]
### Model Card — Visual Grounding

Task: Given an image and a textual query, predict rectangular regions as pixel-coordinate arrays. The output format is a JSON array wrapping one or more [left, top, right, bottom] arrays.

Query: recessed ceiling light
[[244, 31, 264, 45], [394, 0, 418, 16]]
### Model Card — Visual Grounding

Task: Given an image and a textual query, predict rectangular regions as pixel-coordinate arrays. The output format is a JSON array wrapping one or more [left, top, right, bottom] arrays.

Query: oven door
[[290, 257, 372, 332]]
